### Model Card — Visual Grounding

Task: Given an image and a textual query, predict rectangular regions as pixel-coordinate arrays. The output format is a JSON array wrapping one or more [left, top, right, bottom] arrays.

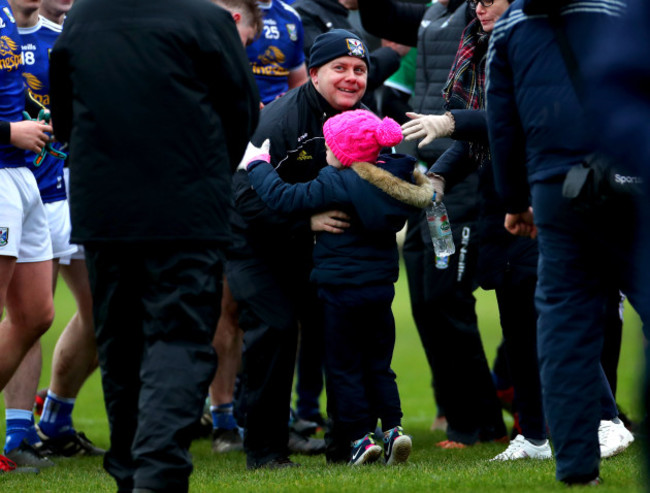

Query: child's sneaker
[[383, 426, 412, 465], [349, 433, 382, 465]]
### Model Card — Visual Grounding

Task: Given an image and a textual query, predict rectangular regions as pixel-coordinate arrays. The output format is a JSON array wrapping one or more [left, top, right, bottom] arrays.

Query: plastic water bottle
[[425, 199, 455, 257]]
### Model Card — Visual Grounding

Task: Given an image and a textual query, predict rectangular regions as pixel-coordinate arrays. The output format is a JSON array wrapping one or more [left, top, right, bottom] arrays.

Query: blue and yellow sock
[[211, 403, 237, 430], [38, 390, 76, 438]]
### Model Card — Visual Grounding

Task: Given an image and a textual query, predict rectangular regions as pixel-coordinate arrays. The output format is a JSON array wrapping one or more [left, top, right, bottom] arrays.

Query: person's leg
[[4, 257, 59, 458], [46, 176, 99, 408], [52, 257, 98, 399], [361, 286, 412, 465], [294, 280, 326, 426], [37, 256, 103, 455], [321, 289, 374, 462], [421, 221, 506, 445], [494, 275, 546, 441], [209, 276, 243, 452], [601, 289, 623, 398], [0, 260, 54, 392], [294, 324, 325, 424], [533, 181, 605, 484], [360, 287, 402, 433], [85, 245, 143, 492], [1, 259, 54, 469], [131, 246, 221, 492], [210, 277, 241, 408], [229, 258, 299, 469], [402, 210, 444, 414], [3, 342, 43, 455]]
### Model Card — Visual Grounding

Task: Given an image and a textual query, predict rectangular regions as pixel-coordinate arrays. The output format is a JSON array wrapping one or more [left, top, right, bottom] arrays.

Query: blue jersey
[[246, 0, 304, 104], [20, 17, 66, 202], [0, 1, 27, 168]]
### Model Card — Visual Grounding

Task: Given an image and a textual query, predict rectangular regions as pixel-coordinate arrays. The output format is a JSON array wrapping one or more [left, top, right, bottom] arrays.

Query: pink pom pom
[[376, 117, 403, 147]]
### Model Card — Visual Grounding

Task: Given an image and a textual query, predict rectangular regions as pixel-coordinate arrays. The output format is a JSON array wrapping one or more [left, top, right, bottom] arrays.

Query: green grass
[[0, 264, 646, 491]]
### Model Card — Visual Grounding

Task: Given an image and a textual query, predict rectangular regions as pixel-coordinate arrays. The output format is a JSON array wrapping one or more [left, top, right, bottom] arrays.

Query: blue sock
[[5, 409, 33, 453], [25, 415, 41, 445], [38, 390, 76, 438], [211, 403, 236, 430]]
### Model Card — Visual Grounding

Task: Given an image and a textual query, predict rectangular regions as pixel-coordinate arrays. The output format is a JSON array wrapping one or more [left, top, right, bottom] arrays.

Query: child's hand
[[237, 139, 271, 171]]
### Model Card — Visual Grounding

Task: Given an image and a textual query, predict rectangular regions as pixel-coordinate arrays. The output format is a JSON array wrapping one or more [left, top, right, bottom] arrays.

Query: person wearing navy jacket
[[245, 109, 434, 465], [585, 2, 650, 484], [486, 0, 647, 485]]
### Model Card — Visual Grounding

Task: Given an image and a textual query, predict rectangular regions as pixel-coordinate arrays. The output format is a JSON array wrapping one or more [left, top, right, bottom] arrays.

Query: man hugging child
[[245, 109, 436, 465]]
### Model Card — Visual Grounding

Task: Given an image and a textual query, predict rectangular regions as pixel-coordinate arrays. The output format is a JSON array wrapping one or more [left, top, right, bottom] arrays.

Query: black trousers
[[402, 211, 506, 444], [321, 284, 402, 454], [86, 244, 222, 493], [227, 256, 321, 468], [494, 273, 546, 440]]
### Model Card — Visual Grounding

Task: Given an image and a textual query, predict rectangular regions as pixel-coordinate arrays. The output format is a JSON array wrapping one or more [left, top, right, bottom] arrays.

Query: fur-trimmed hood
[[351, 162, 434, 209]]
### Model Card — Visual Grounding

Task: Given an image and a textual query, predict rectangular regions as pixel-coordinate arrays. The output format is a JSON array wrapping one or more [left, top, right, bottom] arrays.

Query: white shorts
[[44, 199, 78, 259], [0, 167, 53, 263], [59, 167, 84, 265]]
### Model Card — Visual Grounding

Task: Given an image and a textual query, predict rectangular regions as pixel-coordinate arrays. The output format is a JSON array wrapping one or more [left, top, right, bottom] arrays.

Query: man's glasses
[[468, 0, 495, 9]]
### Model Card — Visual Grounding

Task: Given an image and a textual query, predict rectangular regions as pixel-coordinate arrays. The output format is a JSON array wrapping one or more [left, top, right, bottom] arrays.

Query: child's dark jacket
[[248, 153, 433, 286]]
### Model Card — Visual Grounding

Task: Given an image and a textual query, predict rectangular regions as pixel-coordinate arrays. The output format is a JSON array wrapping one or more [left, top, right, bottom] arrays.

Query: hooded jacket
[[248, 153, 433, 286], [486, 0, 624, 213]]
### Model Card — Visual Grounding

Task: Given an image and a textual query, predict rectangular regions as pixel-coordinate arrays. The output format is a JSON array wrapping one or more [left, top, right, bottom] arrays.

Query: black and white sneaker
[[211, 428, 243, 453], [5, 440, 54, 468], [288, 430, 325, 455], [36, 426, 104, 457]]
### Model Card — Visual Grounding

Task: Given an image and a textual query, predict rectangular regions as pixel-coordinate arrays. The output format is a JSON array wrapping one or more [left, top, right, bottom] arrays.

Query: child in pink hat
[[244, 109, 437, 466]]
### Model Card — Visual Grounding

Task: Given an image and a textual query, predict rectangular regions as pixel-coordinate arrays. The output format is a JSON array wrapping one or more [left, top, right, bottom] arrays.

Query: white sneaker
[[599, 419, 634, 458], [489, 434, 553, 461]]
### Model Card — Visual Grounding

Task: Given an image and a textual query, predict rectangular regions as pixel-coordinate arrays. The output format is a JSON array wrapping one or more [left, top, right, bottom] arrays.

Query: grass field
[[0, 264, 646, 492]]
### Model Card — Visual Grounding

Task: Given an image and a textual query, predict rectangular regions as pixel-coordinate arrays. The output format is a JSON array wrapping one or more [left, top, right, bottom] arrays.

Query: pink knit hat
[[323, 109, 403, 167]]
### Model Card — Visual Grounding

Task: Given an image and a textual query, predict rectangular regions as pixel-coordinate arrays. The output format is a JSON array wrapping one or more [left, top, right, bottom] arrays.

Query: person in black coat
[[293, 0, 404, 112], [49, 0, 259, 490]]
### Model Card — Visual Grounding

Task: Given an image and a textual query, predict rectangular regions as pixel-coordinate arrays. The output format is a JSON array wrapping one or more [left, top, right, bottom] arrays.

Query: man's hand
[[402, 112, 455, 148], [504, 207, 537, 239], [427, 172, 445, 202], [10, 120, 52, 153], [310, 210, 351, 234], [237, 139, 271, 171]]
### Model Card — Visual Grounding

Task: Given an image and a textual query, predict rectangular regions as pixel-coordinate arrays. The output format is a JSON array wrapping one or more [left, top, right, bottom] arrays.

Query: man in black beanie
[[293, 0, 405, 112], [228, 29, 370, 469]]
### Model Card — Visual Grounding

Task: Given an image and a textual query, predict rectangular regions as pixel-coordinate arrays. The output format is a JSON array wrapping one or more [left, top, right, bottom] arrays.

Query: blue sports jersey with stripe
[[0, 0, 27, 168], [20, 16, 66, 202]]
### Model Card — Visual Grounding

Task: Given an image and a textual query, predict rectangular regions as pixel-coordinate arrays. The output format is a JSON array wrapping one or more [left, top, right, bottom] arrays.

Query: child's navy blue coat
[[248, 153, 433, 287]]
